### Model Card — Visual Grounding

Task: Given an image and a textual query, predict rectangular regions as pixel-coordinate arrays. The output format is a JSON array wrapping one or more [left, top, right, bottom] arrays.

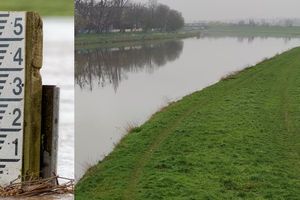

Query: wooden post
[[23, 12, 43, 180], [0, 12, 59, 186], [41, 86, 59, 180]]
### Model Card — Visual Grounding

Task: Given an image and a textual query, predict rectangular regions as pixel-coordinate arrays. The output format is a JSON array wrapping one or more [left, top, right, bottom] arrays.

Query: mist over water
[[134, 0, 300, 21]]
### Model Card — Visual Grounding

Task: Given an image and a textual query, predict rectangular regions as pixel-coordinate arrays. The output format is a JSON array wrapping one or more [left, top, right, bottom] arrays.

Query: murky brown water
[[75, 36, 300, 179]]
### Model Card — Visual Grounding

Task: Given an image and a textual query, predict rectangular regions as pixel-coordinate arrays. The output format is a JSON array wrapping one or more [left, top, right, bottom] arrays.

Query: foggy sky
[[134, 0, 300, 22]]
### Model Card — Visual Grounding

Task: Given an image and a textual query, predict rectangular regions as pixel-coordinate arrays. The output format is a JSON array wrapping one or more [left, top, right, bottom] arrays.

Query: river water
[[42, 17, 74, 182], [75, 36, 300, 179], [41, 18, 74, 200]]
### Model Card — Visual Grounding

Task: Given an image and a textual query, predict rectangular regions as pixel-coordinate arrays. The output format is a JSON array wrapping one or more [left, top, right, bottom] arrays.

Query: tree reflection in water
[[75, 40, 184, 91]]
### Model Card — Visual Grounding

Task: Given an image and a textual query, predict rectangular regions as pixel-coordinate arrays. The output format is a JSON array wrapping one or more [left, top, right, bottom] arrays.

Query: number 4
[[13, 48, 23, 65]]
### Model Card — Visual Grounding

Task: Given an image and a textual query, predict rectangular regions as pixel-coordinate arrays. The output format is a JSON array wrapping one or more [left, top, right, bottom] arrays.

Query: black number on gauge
[[12, 139, 18, 156], [13, 77, 23, 95], [13, 48, 23, 65], [13, 18, 23, 35], [12, 108, 22, 126]]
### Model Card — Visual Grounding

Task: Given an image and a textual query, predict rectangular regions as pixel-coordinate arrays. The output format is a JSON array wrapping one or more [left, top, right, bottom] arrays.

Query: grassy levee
[[75, 31, 200, 49], [0, 0, 73, 16], [76, 47, 300, 199], [204, 25, 300, 38]]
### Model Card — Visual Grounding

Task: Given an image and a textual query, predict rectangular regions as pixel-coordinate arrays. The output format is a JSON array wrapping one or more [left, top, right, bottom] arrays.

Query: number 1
[[12, 139, 18, 156]]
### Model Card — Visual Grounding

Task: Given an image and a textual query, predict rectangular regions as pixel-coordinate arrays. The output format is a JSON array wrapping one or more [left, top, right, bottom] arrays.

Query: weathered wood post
[[0, 11, 58, 187], [23, 11, 43, 181]]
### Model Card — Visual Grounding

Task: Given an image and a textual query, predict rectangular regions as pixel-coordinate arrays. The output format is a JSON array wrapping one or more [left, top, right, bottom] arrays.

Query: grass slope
[[0, 0, 73, 16], [76, 47, 300, 199], [75, 31, 200, 49]]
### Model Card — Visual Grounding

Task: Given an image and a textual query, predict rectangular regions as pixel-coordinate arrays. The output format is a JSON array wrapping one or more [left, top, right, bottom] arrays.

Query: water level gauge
[[0, 11, 26, 186]]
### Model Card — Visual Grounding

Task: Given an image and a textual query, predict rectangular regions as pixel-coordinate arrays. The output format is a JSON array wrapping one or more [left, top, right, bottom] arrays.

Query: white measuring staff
[[0, 11, 26, 186]]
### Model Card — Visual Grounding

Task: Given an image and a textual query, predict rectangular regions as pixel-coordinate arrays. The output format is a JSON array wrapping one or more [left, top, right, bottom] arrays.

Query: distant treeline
[[187, 18, 300, 28], [75, 0, 185, 35]]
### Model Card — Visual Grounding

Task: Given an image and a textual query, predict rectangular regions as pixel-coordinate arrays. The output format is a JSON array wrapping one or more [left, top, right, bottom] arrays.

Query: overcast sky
[[134, 0, 300, 22]]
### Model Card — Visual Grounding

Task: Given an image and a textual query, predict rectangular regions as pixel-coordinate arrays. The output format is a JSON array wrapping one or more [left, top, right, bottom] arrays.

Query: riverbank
[[76, 47, 300, 199], [75, 26, 300, 50], [75, 31, 200, 49], [0, 0, 73, 16], [203, 25, 300, 38]]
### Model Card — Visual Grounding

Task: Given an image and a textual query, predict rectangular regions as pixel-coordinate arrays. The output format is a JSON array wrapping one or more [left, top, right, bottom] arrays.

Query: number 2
[[12, 108, 21, 126]]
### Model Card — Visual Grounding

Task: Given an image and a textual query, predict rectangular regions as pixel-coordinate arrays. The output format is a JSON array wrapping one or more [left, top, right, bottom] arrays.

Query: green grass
[[75, 31, 200, 49], [0, 0, 73, 16], [204, 25, 300, 38], [76, 47, 300, 199]]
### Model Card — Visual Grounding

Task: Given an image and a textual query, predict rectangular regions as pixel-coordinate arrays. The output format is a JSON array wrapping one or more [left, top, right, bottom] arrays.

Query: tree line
[[75, 0, 185, 34]]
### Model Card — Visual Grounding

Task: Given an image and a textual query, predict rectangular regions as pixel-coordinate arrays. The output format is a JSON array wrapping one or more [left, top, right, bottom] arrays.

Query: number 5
[[14, 18, 23, 35]]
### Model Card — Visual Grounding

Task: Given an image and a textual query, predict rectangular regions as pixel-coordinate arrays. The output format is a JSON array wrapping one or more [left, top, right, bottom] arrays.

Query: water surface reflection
[[76, 41, 183, 91], [75, 36, 300, 179]]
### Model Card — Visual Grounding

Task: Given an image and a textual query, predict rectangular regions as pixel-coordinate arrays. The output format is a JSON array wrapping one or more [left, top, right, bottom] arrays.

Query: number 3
[[13, 77, 23, 95]]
